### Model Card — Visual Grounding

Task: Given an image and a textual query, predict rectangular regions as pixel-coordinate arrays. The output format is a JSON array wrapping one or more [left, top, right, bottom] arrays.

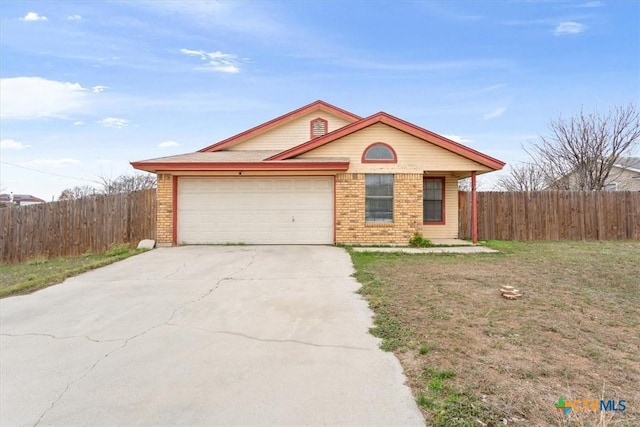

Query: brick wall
[[335, 173, 423, 245], [156, 174, 174, 244]]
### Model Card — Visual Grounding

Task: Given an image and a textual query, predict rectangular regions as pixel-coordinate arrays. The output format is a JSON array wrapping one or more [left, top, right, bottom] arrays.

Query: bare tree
[[97, 173, 157, 194], [58, 185, 99, 200], [494, 162, 548, 191], [58, 173, 156, 200], [528, 103, 640, 190]]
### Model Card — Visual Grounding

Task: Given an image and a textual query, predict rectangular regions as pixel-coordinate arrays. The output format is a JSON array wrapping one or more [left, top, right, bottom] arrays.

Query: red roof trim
[[130, 161, 350, 173], [269, 112, 506, 170], [198, 100, 361, 152]]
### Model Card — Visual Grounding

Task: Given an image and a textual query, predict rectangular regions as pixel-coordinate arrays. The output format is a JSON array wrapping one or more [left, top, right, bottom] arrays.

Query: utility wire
[[0, 161, 99, 184]]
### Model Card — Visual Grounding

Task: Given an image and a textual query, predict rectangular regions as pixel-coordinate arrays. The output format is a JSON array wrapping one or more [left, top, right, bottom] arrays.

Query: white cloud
[[0, 77, 92, 119], [67, 14, 83, 20], [483, 107, 507, 120], [91, 85, 109, 93], [554, 21, 586, 35], [180, 49, 242, 73], [98, 117, 130, 128], [158, 140, 180, 148], [21, 12, 48, 22], [24, 158, 80, 168], [1, 139, 31, 150], [73, 121, 84, 126], [442, 135, 474, 144], [574, 1, 603, 8]]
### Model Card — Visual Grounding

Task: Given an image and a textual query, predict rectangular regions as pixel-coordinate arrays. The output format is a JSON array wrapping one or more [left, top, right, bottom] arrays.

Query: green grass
[[0, 244, 146, 298], [349, 241, 640, 426]]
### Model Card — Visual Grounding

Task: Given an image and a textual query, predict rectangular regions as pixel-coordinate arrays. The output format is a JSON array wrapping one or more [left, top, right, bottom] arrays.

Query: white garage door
[[177, 177, 334, 244]]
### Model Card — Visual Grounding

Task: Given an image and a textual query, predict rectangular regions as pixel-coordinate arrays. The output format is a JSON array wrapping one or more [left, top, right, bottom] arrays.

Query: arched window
[[310, 118, 328, 138], [362, 142, 397, 163]]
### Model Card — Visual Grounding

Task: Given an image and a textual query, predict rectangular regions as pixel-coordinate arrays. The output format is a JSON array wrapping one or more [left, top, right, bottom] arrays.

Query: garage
[[177, 177, 334, 244]]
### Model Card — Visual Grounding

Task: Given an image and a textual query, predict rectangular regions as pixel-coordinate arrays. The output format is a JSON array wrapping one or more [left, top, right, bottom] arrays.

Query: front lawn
[[351, 241, 639, 426], [0, 245, 145, 298]]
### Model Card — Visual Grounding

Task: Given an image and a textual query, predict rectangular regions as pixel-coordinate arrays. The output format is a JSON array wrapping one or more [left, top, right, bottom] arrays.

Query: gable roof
[[614, 157, 640, 173], [198, 100, 362, 152], [268, 112, 505, 170], [0, 194, 45, 203]]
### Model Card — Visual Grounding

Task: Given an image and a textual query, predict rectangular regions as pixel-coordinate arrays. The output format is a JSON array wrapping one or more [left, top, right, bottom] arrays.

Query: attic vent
[[310, 118, 328, 138]]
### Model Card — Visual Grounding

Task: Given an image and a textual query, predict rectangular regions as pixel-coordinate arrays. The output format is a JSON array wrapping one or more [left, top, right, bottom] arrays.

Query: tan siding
[[420, 175, 459, 239], [300, 123, 491, 173], [232, 112, 352, 151], [609, 167, 640, 191]]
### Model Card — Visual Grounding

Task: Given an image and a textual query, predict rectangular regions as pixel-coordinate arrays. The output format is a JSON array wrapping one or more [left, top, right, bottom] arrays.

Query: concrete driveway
[[1, 246, 424, 426]]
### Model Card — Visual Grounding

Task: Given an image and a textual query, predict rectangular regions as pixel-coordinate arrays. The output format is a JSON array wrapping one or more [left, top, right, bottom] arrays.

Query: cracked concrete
[[1, 245, 424, 426]]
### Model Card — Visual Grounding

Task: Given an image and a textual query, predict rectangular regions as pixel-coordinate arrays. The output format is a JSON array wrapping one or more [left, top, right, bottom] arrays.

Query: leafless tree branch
[[528, 103, 639, 190]]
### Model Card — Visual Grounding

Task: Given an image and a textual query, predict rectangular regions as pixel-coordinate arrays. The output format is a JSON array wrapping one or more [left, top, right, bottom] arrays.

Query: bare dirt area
[[351, 241, 639, 426]]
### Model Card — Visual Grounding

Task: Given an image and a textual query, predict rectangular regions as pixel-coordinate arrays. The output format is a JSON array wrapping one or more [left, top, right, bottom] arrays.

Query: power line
[[0, 161, 99, 184]]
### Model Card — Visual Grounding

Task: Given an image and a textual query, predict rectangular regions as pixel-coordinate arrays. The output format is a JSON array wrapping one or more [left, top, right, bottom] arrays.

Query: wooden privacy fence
[[459, 191, 640, 241], [0, 190, 156, 264]]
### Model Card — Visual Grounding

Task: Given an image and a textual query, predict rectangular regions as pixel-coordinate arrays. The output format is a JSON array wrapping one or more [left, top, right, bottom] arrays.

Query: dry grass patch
[[0, 244, 145, 298], [351, 241, 639, 426]]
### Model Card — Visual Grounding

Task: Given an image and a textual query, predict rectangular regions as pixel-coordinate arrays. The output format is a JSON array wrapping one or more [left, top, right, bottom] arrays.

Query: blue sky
[[1, 0, 638, 200]]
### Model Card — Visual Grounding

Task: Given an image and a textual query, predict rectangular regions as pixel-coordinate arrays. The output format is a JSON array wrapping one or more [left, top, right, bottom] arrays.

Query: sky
[[1, 0, 638, 200]]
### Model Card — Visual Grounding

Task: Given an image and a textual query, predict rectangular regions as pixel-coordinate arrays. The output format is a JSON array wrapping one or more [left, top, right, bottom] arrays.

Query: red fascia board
[[130, 161, 350, 172], [270, 112, 506, 170], [198, 100, 362, 152]]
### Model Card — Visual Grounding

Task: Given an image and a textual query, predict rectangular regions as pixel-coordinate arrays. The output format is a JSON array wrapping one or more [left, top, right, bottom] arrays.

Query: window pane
[[423, 178, 443, 222], [365, 144, 395, 160], [366, 198, 393, 222], [424, 200, 442, 222], [424, 179, 442, 191], [365, 174, 394, 222], [366, 174, 393, 196]]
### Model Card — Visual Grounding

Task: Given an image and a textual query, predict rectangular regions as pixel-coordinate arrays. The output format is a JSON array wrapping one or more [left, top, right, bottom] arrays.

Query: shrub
[[409, 232, 433, 248]]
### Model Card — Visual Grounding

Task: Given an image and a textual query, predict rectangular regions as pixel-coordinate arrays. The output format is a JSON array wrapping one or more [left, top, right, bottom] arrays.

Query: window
[[366, 174, 394, 222], [604, 182, 618, 191], [362, 143, 397, 163], [310, 118, 328, 138], [423, 177, 444, 223]]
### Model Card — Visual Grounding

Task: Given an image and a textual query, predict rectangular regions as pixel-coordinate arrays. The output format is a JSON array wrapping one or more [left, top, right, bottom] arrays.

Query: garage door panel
[[177, 177, 333, 244]]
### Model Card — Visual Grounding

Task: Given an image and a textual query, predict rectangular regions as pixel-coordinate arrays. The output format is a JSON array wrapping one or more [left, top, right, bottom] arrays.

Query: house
[[548, 157, 640, 191], [0, 193, 45, 206], [131, 101, 504, 246], [605, 157, 640, 191]]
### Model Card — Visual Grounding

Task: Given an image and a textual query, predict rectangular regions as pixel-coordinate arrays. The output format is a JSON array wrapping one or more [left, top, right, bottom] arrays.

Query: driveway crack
[[32, 249, 261, 426], [165, 324, 370, 351]]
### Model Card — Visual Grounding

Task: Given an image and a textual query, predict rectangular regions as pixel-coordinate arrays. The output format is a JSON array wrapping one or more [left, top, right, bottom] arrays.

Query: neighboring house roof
[[198, 100, 362, 152], [0, 194, 45, 204], [268, 111, 505, 170], [613, 157, 640, 173]]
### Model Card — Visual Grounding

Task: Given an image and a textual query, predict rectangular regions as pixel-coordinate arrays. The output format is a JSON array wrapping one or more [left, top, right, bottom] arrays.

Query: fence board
[[0, 190, 156, 264], [459, 191, 640, 241]]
